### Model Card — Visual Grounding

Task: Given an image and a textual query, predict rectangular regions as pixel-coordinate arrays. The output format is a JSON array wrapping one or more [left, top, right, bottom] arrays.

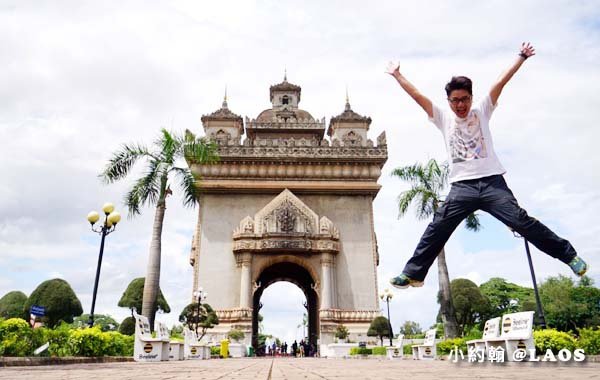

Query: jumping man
[[385, 42, 588, 289]]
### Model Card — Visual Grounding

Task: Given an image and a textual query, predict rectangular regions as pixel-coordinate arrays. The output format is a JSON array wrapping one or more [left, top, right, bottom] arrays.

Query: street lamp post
[[512, 230, 547, 328], [380, 288, 394, 347], [86, 202, 121, 328], [193, 287, 208, 335]]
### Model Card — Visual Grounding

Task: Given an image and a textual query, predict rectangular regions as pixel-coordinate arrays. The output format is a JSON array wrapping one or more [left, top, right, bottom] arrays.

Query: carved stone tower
[[188, 75, 388, 349]]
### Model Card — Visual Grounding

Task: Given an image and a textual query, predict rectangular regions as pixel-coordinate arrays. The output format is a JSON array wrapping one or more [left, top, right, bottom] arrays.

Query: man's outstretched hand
[[385, 61, 400, 77], [520, 42, 536, 58]]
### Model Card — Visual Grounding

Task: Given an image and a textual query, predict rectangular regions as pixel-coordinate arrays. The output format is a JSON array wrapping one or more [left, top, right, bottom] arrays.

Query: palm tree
[[101, 129, 218, 331], [392, 159, 480, 339]]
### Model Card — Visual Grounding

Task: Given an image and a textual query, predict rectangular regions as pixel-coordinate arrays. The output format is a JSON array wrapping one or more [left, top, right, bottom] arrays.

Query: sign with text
[[30, 305, 46, 317]]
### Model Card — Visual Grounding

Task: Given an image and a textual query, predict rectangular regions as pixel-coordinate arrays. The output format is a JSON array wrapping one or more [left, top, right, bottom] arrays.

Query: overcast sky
[[1, 1, 599, 345]]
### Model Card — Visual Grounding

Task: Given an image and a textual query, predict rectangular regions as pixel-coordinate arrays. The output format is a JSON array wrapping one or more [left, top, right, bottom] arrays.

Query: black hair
[[445, 76, 472, 96]]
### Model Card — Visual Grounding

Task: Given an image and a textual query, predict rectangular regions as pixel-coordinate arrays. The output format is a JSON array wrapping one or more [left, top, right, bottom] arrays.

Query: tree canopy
[[367, 316, 392, 346], [22, 279, 83, 328], [540, 275, 600, 331], [479, 277, 534, 315], [448, 278, 490, 335], [71, 314, 119, 331], [179, 302, 219, 340], [0, 291, 28, 320], [399, 320, 422, 337], [117, 277, 171, 315]]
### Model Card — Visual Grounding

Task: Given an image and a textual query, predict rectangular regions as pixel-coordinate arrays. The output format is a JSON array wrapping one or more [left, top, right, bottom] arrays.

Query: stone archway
[[251, 261, 319, 354]]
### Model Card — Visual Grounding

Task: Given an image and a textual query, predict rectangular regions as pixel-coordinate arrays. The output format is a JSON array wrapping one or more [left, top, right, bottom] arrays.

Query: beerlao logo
[[425, 347, 432, 355], [517, 340, 527, 350], [144, 343, 153, 353], [191, 347, 197, 355], [503, 317, 512, 333]]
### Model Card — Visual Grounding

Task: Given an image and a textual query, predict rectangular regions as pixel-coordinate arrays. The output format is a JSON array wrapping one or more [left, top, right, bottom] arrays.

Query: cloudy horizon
[[1, 1, 599, 345]]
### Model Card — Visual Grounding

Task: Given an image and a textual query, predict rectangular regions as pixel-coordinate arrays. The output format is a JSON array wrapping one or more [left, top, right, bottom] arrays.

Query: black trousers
[[402, 175, 577, 281]]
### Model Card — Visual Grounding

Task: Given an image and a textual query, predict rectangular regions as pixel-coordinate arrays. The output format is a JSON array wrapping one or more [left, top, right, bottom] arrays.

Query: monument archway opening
[[252, 261, 319, 355]]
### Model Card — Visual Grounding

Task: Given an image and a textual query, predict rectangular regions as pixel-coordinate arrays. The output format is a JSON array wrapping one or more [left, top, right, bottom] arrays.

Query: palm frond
[[171, 167, 198, 208], [390, 163, 427, 187], [156, 128, 180, 164], [465, 212, 482, 232], [183, 131, 219, 165], [123, 160, 161, 216], [100, 143, 153, 184], [397, 188, 421, 218], [417, 190, 439, 220]]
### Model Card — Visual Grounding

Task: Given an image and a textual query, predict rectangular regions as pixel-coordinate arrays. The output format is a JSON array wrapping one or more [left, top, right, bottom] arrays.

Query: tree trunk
[[141, 199, 166, 332], [437, 248, 459, 338]]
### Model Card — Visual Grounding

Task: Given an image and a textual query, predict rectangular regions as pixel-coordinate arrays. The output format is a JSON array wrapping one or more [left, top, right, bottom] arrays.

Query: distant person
[[385, 42, 588, 288]]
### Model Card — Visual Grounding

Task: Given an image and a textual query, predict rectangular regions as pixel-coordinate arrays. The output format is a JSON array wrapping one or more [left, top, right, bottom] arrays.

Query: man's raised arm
[[386, 61, 433, 119], [489, 42, 536, 105]]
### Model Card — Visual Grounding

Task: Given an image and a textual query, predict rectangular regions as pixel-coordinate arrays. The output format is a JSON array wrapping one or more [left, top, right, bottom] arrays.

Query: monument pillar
[[239, 252, 253, 309], [320, 253, 334, 310]]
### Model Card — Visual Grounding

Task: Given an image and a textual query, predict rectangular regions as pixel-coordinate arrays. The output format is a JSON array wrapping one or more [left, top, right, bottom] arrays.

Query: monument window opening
[[282, 96, 289, 105]]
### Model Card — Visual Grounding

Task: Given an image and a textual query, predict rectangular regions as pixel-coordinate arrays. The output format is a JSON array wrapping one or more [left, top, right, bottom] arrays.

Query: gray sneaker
[[568, 256, 588, 277]]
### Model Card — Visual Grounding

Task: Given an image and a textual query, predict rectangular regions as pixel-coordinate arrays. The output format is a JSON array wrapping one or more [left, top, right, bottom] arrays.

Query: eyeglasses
[[447, 96, 472, 105]]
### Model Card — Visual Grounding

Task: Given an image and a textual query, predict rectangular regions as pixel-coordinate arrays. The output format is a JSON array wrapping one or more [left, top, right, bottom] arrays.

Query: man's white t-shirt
[[429, 95, 506, 183]]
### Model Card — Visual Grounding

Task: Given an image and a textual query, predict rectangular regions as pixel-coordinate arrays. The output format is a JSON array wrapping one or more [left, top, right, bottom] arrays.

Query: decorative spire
[[345, 86, 351, 111], [284, 68, 287, 82], [222, 86, 228, 109]]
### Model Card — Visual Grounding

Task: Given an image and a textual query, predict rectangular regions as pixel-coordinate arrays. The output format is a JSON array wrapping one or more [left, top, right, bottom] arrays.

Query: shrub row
[[434, 328, 600, 356], [0, 318, 133, 357]]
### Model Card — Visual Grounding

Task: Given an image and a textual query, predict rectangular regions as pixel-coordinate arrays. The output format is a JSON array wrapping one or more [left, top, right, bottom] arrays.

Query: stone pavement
[[1, 357, 599, 380]]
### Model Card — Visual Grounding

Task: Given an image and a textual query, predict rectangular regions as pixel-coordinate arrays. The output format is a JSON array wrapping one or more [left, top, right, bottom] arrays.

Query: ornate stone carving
[[215, 308, 253, 323], [319, 309, 380, 323], [377, 131, 386, 147], [232, 189, 340, 256], [319, 216, 339, 238], [342, 131, 363, 147], [276, 204, 296, 232], [311, 281, 320, 291], [234, 216, 254, 235], [255, 190, 319, 235]]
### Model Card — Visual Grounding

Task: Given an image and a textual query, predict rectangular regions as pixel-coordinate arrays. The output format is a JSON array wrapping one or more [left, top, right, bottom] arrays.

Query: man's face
[[447, 89, 472, 119]]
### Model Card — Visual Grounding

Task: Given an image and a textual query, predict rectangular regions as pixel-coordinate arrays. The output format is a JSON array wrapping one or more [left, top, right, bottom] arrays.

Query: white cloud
[[0, 1, 598, 340]]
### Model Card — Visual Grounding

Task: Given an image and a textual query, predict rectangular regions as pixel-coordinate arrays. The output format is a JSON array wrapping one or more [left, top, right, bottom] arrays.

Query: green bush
[[36, 323, 72, 356], [0, 318, 33, 356], [335, 324, 349, 340], [577, 327, 600, 355], [107, 331, 134, 356], [372, 346, 386, 355], [210, 345, 221, 356], [227, 329, 245, 342], [403, 344, 412, 355], [437, 338, 467, 355], [349, 347, 372, 355], [534, 329, 576, 354], [119, 317, 135, 336], [0, 319, 134, 357], [67, 327, 109, 356]]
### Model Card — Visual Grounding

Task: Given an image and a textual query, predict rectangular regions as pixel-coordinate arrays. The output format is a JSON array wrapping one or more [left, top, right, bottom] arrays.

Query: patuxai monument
[[187, 75, 388, 350]]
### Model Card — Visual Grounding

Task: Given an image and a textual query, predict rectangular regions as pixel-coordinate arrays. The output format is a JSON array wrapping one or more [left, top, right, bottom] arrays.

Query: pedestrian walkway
[[1, 357, 598, 380]]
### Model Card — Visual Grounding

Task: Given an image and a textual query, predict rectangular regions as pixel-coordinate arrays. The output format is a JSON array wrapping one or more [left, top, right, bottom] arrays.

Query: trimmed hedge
[[0, 319, 133, 357], [437, 337, 467, 355], [534, 329, 576, 354], [372, 346, 386, 355], [577, 328, 600, 355], [349, 347, 372, 355]]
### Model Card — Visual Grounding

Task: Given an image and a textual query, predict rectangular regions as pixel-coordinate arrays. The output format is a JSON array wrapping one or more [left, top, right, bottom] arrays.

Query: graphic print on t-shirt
[[448, 113, 488, 163]]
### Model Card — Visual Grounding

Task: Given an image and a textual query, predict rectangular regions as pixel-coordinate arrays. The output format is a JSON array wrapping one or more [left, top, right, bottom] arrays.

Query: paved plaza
[[2, 358, 599, 380]]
